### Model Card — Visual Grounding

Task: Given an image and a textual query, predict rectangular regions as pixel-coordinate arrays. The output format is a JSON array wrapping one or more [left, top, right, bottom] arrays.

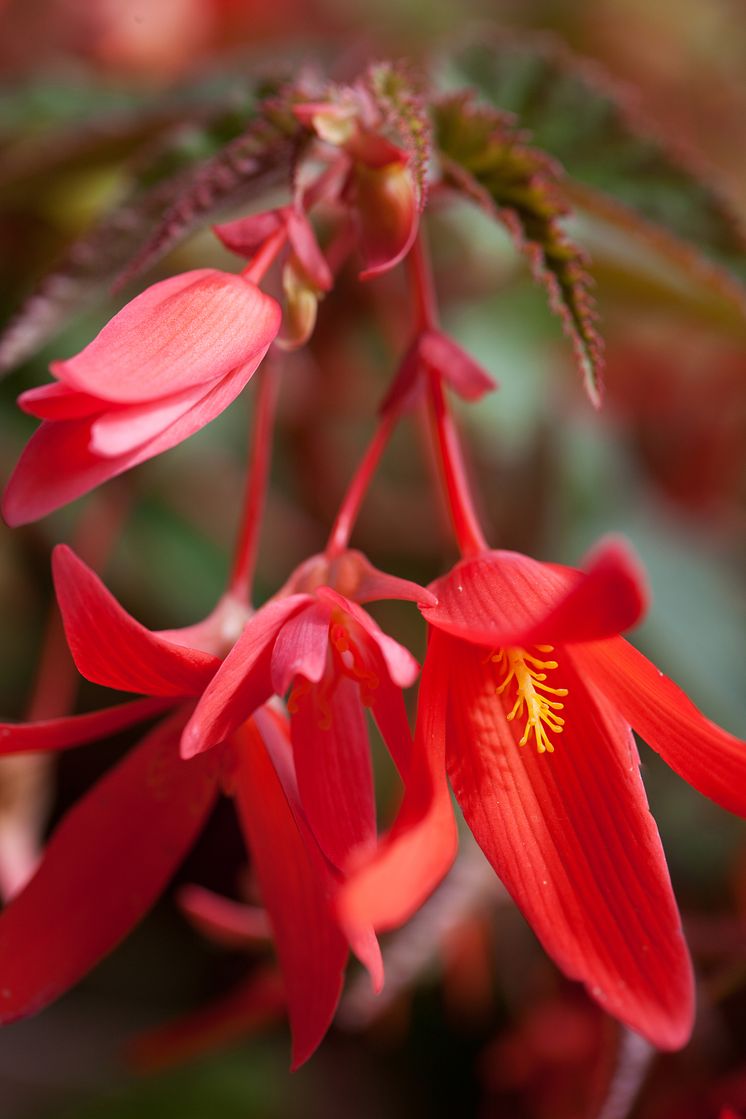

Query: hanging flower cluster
[[0, 61, 744, 1070]]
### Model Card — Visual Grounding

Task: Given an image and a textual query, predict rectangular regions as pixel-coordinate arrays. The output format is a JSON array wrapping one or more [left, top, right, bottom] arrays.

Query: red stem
[[228, 359, 280, 601], [408, 231, 438, 331], [427, 373, 487, 557], [408, 232, 487, 557], [325, 409, 398, 557], [242, 227, 288, 285]]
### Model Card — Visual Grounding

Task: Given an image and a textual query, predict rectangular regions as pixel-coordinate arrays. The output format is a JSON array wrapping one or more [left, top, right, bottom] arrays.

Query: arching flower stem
[[408, 232, 488, 559], [228, 357, 281, 603], [241, 227, 288, 286], [325, 408, 399, 558]]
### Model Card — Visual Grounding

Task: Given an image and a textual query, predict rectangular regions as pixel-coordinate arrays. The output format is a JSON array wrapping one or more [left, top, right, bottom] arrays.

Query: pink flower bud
[[3, 269, 280, 525]]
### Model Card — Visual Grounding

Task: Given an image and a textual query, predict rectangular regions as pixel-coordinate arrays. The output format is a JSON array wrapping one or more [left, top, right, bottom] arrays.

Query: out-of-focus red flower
[[0, 0, 331, 80], [605, 325, 746, 515], [344, 538, 746, 1049], [480, 991, 608, 1119], [2, 269, 280, 526]]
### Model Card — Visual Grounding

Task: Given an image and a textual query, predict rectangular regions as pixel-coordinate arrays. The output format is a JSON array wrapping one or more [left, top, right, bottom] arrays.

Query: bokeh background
[[0, 1, 745, 1116]]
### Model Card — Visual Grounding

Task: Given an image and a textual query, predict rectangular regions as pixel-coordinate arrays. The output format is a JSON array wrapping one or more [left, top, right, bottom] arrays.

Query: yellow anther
[[493, 646, 568, 754]]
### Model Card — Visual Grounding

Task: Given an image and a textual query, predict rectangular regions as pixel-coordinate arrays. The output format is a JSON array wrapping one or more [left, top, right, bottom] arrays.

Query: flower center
[[491, 645, 568, 754], [286, 615, 379, 729], [329, 619, 379, 705]]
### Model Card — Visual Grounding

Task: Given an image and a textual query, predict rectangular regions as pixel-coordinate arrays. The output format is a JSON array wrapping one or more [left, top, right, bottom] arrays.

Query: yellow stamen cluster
[[491, 645, 568, 754]]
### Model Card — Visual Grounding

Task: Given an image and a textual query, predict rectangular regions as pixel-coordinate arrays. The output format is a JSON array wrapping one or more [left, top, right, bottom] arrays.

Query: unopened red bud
[[354, 160, 419, 280]]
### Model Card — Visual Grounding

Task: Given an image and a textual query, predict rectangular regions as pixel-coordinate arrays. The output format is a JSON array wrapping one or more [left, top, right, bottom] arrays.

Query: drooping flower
[[2, 268, 280, 525], [183, 548, 432, 873], [343, 538, 746, 1050], [0, 548, 392, 1066]]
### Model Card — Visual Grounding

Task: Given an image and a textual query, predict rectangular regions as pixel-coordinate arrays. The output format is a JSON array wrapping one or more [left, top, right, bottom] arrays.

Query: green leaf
[[0, 101, 296, 378], [448, 36, 746, 311], [434, 91, 603, 405], [367, 62, 432, 208]]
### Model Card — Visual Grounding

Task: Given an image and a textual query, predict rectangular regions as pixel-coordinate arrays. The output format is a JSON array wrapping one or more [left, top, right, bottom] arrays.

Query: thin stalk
[[407, 231, 438, 331], [325, 409, 398, 557], [242, 227, 288, 285], [428, 373, 487, 557], [409, 231, 487, 557], [228, 359, 280, 602]]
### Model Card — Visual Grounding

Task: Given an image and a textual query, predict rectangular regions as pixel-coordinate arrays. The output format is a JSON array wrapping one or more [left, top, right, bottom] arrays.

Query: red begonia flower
[[0, 545, 394, 1064], [50, 541, 423, 878], [2, 269, 280, 525], [344, 537, 746, 1050], [183, 557, 429, 874]]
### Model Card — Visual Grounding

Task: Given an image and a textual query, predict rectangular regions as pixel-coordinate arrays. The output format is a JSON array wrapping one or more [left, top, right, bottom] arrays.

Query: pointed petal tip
[[51, 541, 74, 568], [619, 962, 695, 1052], [359, 930, 384, 995], [179, 723, 205, 760], [289, 1039, 316, 1073], [0, 491, 23, 529]]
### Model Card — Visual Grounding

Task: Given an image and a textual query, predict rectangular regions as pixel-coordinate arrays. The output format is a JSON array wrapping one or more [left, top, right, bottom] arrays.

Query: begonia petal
[[177, 885, 270, 948], [317, 589, 420, 687], [423, 539, 647, 648], [232, 717, 348, 1069], [182, 595, 310, 757], [156, 592, 251, 658], [339, 630, 458, 932], [51, 269, 280, 403], [3, 356, 268, 525], [214, 211, 287, 259], [419, 331, 497, 401], [291, 674, 376, 872], [0, 697, 173, 755], [0, 711, 221, 1024], [355, 162, 419, 281], [270, 600, 330, 695], [368, 672, 413, 778], [18, 382, 104, 420], [445, 640, 694, 1051], [279, 549, 435, 607], [89, 381, 218, 457], [287, 211, 333, 291], [53, 546, 220, 696], [572, 637, 746, 817]]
